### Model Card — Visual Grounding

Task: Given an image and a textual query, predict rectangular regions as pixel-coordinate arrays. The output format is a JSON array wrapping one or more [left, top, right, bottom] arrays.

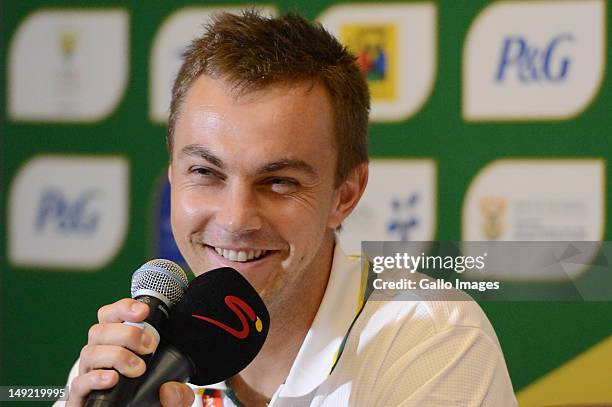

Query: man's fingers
[[66, 370, 118, 407], [79, 345, 146, 378], [159, 382, 195, 407], [97, 298, 149, 324], [87, 322, 158, 355], [66, 298, 154, 406]]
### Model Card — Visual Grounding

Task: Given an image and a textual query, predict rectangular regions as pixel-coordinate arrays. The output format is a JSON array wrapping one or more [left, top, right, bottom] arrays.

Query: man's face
[[169, 76, 345, 308]]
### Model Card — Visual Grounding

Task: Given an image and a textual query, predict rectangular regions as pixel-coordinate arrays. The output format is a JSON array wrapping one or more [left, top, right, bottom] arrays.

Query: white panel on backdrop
[[150, 6, 277, 123], [319, 3, 437, 122], [9, 156, 129, 269], [8, 9, 129, 122], [463, 0, 605, 121], [462, 159, 605, 242], [338, 159, 436, 255]]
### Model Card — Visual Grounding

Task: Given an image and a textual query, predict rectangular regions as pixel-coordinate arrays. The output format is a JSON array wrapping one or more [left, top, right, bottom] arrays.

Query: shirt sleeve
[[369, 325, 517, 407]]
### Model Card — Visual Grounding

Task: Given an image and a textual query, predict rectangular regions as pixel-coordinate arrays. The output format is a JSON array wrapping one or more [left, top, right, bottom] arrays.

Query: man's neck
[[228, 234, 337, 406]]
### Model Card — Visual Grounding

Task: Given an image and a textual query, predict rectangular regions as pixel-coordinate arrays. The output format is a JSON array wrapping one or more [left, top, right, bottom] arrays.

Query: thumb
[[160, 381, 195, 407]]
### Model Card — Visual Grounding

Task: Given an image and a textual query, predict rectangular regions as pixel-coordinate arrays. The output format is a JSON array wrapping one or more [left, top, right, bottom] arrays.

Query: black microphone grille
[[131, 259, 189, 306]]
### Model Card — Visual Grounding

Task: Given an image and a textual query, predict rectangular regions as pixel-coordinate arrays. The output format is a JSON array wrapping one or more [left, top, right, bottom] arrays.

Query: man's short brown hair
[[168, 10, 370, 185]]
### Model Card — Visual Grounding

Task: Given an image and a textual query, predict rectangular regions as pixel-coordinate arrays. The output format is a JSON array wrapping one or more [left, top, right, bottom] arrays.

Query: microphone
[[126, 267, 270, 406], [85, 259, 189, 407]]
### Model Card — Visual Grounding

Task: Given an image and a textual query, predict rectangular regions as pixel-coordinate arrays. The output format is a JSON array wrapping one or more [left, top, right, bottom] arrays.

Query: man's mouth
[[210, 246, 270, 263]]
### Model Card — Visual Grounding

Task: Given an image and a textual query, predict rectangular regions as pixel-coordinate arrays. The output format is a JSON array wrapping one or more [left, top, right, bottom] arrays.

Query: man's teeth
[[214, 247, 267, 262]]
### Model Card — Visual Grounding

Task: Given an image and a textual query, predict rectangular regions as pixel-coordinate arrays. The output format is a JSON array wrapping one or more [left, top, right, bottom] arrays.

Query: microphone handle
[[84, 372, 142, 407], [126, 342, 196, 407], [85, 296, 168, 407]]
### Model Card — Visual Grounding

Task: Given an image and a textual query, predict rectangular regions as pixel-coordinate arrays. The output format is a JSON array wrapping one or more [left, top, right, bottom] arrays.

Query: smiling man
[[61, 11, 516, 407]]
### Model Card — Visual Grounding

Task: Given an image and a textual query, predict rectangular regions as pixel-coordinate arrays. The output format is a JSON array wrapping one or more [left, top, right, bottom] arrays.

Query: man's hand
[[66, 298, 194, 407]]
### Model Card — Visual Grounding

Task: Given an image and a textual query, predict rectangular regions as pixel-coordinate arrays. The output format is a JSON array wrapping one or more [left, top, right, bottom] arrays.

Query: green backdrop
[[2, 1, 611, 405]]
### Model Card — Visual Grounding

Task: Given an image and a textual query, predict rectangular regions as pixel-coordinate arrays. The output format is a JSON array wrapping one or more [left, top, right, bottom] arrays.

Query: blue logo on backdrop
[[387, 192, 420, 241], [496, 33, 574, 83], [35, 189, 99, 233], [155, 180, 188, 268]]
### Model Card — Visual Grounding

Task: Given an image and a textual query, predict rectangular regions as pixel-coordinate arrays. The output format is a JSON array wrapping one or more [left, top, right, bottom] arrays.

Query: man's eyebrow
[[258, 159, 317, 176], [179, 145, 316, 176], [179, 144, 224, 169]]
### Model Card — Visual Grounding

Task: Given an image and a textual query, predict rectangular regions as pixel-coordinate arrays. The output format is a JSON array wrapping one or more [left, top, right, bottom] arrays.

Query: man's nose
[[216, 183, 263, 234]]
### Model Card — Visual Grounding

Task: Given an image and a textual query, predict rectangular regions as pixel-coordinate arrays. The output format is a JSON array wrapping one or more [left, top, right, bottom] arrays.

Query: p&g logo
[[496, 33, 574, 83], [35, 189, 100, 234]]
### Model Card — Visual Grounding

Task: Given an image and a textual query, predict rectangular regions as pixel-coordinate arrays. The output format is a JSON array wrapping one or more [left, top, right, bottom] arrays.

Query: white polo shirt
[[58, 243, 517, 406]]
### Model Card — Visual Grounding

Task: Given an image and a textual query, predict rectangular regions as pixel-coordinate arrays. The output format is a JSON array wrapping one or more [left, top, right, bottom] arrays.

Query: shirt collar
[[277, 240, 362, 397]]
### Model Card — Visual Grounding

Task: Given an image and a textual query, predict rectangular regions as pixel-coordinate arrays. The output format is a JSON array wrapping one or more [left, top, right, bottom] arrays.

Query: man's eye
[[188, 167, 225, 186], [267, 177, 299, 192], [190, 167, 214, 176], [272, 178, 296, 185]]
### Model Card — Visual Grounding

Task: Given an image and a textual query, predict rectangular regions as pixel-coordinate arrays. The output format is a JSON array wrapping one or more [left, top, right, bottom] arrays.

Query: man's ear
[[327, 163, 369, 229], [167, 165, 172, 184]]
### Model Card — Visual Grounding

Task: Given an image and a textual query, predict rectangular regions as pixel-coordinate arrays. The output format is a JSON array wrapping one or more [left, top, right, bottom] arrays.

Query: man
[[61, 11, 516, 406]]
